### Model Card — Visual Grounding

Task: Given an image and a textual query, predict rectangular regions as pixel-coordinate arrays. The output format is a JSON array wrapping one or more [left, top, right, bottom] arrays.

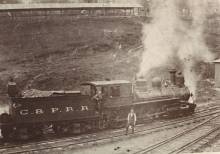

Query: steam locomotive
[[0, 69, 196, 140]]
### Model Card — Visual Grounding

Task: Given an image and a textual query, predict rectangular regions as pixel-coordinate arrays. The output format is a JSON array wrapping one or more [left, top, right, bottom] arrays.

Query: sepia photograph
[[0, 0, 219, 153]]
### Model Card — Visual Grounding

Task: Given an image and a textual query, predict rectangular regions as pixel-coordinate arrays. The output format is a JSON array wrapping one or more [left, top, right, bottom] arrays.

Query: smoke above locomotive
[[138, 0, 214, 97]]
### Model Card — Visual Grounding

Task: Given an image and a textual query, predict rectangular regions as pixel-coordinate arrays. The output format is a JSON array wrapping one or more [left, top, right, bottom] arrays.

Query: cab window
[[80, 85, 91, 96], [110, 86, 120, 97], [91, 86, 97, 96], [96, 86, 102, 93], [91, 86, 102, 96], [101, 86, 108, 97]]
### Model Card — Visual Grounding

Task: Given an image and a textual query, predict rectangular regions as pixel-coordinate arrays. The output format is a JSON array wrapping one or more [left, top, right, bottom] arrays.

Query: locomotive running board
[[134, 97, 180, 106], [105, 98, 180, 108]]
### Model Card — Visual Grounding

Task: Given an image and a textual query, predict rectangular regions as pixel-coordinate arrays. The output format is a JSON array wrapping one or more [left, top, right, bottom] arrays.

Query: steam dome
[[152, 77, 162, 88]]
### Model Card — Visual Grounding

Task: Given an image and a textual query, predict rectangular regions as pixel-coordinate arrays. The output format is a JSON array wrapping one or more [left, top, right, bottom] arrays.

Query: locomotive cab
[[80, 80, 133, 128], [80, 80, 133, 108]]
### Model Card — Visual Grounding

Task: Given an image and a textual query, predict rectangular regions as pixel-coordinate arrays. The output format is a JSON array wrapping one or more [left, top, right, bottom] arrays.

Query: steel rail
[[133, 115, 220, 154], [0, 103, 219, 153], [168, 127, 220, 154], [0, 104, 219, 151], [2, 110, 220, 154]]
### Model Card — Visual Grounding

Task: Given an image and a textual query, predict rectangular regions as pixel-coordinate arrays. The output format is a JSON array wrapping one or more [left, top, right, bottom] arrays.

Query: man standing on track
[[126, 107, 137, 135]]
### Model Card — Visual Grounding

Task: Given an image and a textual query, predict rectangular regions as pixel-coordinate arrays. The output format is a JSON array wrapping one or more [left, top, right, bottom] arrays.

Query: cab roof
[[81, 80, 131, 86]]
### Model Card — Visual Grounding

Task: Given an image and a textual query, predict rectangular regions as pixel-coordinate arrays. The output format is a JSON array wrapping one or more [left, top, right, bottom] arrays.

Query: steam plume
[[138, 0, 178, 77], [138, 0, 214, 96], [178, 0, 214, 96]]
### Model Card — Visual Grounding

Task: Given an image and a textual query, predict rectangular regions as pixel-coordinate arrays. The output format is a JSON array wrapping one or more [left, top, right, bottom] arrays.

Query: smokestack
[[169, 69, 176, 85]]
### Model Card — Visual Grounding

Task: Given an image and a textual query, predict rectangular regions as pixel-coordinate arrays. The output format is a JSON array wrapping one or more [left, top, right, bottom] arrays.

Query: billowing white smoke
[[177, 0, 214, 96], [138, 0, 178, 77], [138, 0, 214, 97]]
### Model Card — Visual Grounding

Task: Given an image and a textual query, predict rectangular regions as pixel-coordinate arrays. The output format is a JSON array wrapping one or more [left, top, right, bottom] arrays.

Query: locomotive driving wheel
[[0, 113, 14, 141], [52, 124, 60, 135], [1, 125, 14, 141], [16, 126, 29, 140], [52, 123, 68, 135], [107, 110, 125, 128], [31, 124, 44, 138], [53, 122, 85, 135]]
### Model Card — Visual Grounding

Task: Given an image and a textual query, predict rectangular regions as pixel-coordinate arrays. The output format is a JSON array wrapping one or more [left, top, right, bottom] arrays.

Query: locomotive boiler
[[0, 69, 196, 140]]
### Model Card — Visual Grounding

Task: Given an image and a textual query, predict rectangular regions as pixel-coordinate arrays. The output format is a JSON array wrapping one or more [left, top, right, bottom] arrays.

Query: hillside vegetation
[[0, 15, 219, 105], [0, 17, 143, 95]]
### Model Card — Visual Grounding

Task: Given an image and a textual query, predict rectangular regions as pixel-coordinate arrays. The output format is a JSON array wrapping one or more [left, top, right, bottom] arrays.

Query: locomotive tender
[[0, 69, 196, 140]]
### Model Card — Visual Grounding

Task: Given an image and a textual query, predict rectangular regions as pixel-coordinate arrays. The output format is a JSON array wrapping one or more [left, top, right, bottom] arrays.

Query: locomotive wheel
[[53, 124, 65, 135], [91, 120, 100, 131], [52, 124, 59, 135], [106, 109, 125, 129], [97, 116, 109, 130], [189, 104, 196, 114], [53, 123, 75, 135], [31, 125, 44, 138], [117, 122, 125, 128], [16, 126, 29, 140], [84, 122, 93, 132], [101, 115, 109, 129], [33, 129, 43, 138], [61, 126, 69, 134], [107, 118, 124, 129], [1, 125, 14, 141], [0, 113, 14, 141]]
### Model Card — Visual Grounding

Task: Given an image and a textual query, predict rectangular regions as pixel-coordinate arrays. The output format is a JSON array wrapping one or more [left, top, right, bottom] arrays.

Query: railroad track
[[1, 107, 220, 154], [133, 115, 220, 154], [194, 104, 220, 114], [0, 104, 218, 150], [169, 126, 220, 154]]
